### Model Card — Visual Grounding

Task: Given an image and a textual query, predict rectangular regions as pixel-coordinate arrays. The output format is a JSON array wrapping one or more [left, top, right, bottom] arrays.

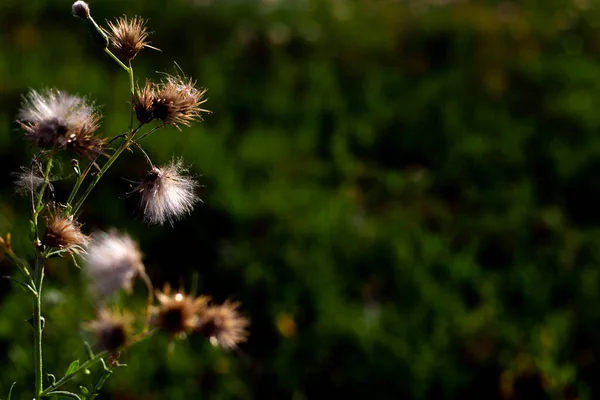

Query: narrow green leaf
[[46, 390, 82, 400], [66, 359, 80, 376], [6, 382, 16, 400], [79, 386, 89, 395], [2, 275, 36, 294]]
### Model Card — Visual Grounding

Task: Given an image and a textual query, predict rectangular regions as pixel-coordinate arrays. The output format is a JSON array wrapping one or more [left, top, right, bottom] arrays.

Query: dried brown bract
[[105, 16, 156, 61], [84, 308, 134, 352], [196, 300, 249, 349], [18, 89, 103, 159], [85, 230, 146, 299], [151, 284, 209, 339], [42, 204, 89, 254], [133, 74, 210, 129]]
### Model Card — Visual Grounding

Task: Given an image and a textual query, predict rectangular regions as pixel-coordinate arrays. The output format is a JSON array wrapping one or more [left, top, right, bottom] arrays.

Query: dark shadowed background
[[2, 0, 600, 399]]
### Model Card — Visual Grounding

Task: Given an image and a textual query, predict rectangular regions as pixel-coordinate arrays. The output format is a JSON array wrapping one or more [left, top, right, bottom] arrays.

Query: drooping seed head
[[131, 158, 199, 226], [85, 230, 145, 300], [195, 300, 249, 349]]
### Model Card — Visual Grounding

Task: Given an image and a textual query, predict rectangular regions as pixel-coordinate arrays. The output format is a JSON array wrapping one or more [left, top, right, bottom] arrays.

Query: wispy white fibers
[[133, 158, 199, 225]]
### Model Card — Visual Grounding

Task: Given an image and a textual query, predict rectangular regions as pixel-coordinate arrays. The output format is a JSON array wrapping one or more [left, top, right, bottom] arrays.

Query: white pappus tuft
[[132, 158, 199, 226]]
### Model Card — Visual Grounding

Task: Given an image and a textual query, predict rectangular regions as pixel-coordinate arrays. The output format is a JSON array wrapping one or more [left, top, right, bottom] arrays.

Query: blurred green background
[[3, 0, 600, 399]]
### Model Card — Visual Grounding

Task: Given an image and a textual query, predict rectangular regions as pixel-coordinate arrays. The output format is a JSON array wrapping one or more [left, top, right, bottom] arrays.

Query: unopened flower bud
[[72, 1, 90, 19]]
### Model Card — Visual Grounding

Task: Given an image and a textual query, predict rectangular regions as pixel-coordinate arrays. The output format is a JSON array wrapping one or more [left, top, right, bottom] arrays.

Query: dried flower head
[[133, 74, 209, 129], [131, 158, 199, 226], [105, 16, 156, 61], [42, 205, 89, 254], [84, 308, 134, 352], [151, 284, 209, 339], [196, 300, 249, 349], [72, 1, 90, 19], [18, 89, 103, 158], [85, 230, 145, 299]]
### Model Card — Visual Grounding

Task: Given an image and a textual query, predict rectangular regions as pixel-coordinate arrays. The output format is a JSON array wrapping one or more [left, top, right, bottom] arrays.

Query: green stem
[[103, 47, 130, 73], [33, 155, 54, 242], [33, 257, 44, 399], [40, 351, 108, 397], [71, 137, 132, 215], [128, 60, 134, 133]]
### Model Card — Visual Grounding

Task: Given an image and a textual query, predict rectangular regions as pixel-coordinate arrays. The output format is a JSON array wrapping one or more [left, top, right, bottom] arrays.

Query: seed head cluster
[[18, 89, 104, 159], [106, 16, 154, 61], [85, 231, 146, 299], [132, 159, 199, 226], [9, 1, 251, 373], [134, 75, 209, 129]]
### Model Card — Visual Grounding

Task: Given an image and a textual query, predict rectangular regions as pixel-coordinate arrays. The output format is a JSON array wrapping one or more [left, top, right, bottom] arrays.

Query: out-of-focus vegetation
[[3, 0, 600, 398]]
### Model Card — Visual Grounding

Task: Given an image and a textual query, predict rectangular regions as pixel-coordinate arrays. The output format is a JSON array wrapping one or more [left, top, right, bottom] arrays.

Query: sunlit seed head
[[106, 16, 156, 61], [153, 75, 210, 129], [195, 300, 249, 349], [18, 89, 102, 156], [42, 204, 89, 254], [131, 158, 199, 226], [151, 283, 209, 338]]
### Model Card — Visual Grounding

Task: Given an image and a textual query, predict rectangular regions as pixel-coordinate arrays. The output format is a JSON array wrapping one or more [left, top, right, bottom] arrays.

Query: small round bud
[[72, 1, 90, 19]]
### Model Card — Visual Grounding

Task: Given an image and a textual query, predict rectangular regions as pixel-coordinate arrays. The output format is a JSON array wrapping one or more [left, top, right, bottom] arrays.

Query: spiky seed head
[[133, 80, 155, 124], [133, 74, 210, 129], [105, 16, 155, 61], [42, 205, 89, 254], [72, 1, 90, 19], [131, 159, 199, 226], [85, 230, 145, 300], [18, 89, 103, 158], [84, 308, 134, 352], [196, 300, 249, 349], [151, 284, 209, 339], [153, 75, 210, 129]]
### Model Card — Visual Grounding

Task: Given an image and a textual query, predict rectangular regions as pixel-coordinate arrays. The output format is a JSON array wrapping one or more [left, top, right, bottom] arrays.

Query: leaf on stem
[[65, 359, 80, 376]]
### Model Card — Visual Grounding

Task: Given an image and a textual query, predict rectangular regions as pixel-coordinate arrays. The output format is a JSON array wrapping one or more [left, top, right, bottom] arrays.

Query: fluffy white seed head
[[18, 89, 102, 155], [133, 159, 199, 226], [85, 230, 145, 300]]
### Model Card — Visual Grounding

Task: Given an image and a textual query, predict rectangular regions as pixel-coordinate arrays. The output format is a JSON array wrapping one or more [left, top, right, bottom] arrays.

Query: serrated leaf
[[7, 382, 16, 400], [66, 359, 80, 376], [46, 391, 82, 400]]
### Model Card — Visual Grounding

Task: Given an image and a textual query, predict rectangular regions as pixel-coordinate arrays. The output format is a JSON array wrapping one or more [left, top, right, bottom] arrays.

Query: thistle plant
[[0, 2, 249, 399]]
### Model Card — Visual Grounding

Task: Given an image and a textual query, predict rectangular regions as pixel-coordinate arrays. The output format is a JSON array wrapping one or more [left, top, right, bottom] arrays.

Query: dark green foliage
[[2, 0, 600, 399]]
